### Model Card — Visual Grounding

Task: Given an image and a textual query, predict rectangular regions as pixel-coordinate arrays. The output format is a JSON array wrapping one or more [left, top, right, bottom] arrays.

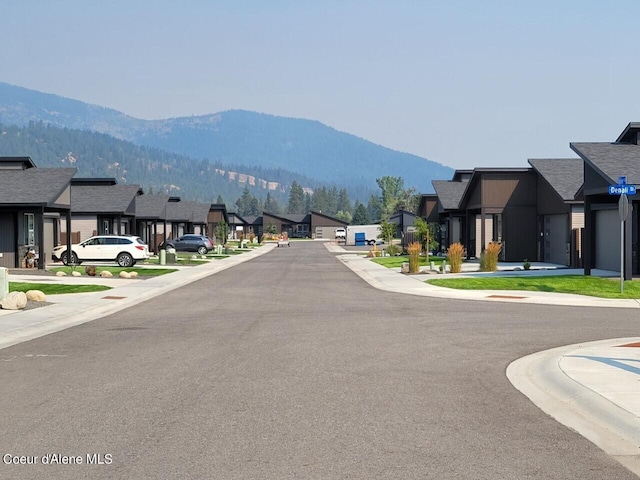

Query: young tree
[[215, 221, 228, 244], [378, 219, 397, 244], [335, 210, 352, 224], [414, 217, 430, 255]]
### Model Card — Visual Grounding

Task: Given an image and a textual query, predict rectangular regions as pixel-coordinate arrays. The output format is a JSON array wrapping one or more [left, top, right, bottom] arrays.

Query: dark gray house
[[571, 122, 640, 278], [66, 178, 143, 241], [135, 194, 170, 253], [0, 157, 76, 269], [528, 158, 584, 266], [432, 179, 469, 253]]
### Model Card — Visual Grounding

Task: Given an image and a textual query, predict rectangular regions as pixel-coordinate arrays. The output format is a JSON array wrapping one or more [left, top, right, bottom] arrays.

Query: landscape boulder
[[100, 271, 113, 278], [128, 271, 139, 278], [25, 290, 47, 302], [1, 291, 27, 310], [56, 271, 67, 277], [71, 271, 82, 277], [119, 271, 131, 279]]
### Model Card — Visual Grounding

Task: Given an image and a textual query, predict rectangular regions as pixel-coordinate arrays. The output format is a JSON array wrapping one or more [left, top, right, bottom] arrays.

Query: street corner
[[559, 338, 640, 419]]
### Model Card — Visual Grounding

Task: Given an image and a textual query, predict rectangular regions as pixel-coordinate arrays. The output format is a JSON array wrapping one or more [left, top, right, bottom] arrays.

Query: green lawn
[[49, 266, 178, 277], [10, 282, 112, 295], [371, 256, 447, 269], [427, 275, 640, 299]]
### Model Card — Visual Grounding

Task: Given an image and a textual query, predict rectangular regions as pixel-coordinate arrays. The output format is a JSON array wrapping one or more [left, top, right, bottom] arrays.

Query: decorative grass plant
[[407, 242, 421, 273], [447, 242, 465, 273], [480, 242, 501, 272]]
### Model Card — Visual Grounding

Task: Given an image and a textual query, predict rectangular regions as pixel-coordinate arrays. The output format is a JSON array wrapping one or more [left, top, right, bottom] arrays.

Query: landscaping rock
[[119, 271, 131, 279], [100, 271, 113, 278], [128, 271, 139, 278], [25, 290, 47, 302], [1, 291, 27, 310], [56, 271, 67, 277], [71, 271, 82, 277]]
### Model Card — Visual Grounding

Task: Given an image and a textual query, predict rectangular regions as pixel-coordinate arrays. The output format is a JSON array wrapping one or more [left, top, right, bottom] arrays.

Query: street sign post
[[619, 194, 629, 294], [609, 178, 635, 294]]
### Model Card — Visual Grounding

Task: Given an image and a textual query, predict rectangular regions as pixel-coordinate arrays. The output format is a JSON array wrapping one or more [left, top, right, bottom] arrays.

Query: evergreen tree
[[327, 186, 339, 216], [352, 201, 371, 225], [286, 181, 305, 214], [264, 192, 281, 214], [311, 186, 328, 213], [235, 186, 254, 216], [367, 195, 383, 222], [216, 194, 224, 205], [337, 188, 351, 214], [304, 192, 312, 214]]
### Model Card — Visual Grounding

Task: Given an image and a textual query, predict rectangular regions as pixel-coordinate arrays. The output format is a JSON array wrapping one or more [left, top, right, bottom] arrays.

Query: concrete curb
[[507, 339, 640, 476]]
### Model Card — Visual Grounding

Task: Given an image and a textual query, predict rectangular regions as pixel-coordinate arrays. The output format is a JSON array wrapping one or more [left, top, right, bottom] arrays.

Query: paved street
[[1, 241, 639, 479]]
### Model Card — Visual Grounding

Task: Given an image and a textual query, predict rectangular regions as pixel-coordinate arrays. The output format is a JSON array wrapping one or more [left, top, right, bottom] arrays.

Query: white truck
[[346, 224, 382, 246]]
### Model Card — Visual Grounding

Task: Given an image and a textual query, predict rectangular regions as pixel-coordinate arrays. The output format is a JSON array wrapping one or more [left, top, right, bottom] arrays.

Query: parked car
[[159, 234, 214, 254], [52, 235, 150, 267]]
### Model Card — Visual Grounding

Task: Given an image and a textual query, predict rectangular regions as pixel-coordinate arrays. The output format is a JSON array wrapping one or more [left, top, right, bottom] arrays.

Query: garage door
[[595, 210, 619, 272]]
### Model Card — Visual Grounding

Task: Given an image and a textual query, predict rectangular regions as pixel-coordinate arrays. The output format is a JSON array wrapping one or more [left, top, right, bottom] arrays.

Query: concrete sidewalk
[[0, 243, 276, 351], [330, 244, 640, 476]]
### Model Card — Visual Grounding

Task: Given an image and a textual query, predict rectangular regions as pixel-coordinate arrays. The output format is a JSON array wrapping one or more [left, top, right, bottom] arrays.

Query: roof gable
[[570, 142, 640, 185], [0, 168, 77, 205], [432, 180, 468, 210], [528, 158, 583, 201], [71, 184, 141, 214]]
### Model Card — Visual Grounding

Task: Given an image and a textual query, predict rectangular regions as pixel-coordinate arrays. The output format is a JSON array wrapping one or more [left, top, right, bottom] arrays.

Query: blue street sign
[[609, 184, 637, 195]]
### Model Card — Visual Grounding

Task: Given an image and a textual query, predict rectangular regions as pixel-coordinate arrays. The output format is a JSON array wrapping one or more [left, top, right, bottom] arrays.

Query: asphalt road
[[1, 242, 639, 479]]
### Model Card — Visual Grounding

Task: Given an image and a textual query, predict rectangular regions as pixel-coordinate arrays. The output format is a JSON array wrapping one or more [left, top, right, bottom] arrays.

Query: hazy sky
[[2, 1, 639, 169]]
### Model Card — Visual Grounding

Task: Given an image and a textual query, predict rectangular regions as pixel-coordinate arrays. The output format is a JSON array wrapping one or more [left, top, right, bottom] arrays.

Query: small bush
[[480, 242, 501, 272], [407, 242, 421, 273], [386, 243, 401, 256], [523, 259, 531, 270], [85, 265, 97, 277], [447, 242, 465, 273]]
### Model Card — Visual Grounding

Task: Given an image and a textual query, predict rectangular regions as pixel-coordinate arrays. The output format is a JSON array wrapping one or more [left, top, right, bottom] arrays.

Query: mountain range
[[0, 81, 452, 201]]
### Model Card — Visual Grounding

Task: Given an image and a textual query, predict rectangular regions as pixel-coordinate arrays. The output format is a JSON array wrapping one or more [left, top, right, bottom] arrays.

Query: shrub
[[480, 242, 501, 272], [407, 242, 421, 273], [85, 265, 97, 277], [523, 259, 531, 270], [386, 243, 401, 256], [447, 242, 465, 273]]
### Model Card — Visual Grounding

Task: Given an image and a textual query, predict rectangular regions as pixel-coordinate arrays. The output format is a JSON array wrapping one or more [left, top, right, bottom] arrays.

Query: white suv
[[53, 235, 150, 267]]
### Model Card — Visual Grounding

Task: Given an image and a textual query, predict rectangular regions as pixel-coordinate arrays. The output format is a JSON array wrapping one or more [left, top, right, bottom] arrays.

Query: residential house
[[135, 194, 170, 253], [0, 157, 76, 269], [571, 122, 640, 278], [528, 158, 584, 266], [65, 178, 143, 241]]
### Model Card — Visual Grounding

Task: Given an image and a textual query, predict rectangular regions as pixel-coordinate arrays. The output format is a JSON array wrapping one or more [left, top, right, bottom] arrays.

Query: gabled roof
[[209, 203, 229, 224], [0, 168, 76, 205], [165, 199, 193, 222], [570, 142, 640, 185], [227, 212, 247, 225], [432, 180, 468, 210], [310, 210, 349, 225], [242, 215, 262, 225], [71, 183, 142, 214], [0, 156, 36, 169], [135, 194, 170, 219], [528, 158, 584, 201], [186, 201, 210, 224], [616, 122, 640, 144], [263, 212, 310, 224]]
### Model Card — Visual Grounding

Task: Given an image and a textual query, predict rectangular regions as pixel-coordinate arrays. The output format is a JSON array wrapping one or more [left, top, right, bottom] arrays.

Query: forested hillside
[[0, 122, 357, 204]]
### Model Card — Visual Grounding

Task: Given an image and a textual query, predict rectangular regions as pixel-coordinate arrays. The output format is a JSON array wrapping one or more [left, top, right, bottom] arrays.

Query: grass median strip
[[10, 282, 112, 295], [427, 275, 640, 299]]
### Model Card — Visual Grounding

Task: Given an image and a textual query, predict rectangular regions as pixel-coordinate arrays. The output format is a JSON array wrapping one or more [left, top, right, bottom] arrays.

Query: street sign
[[609, 184, 637, 195]]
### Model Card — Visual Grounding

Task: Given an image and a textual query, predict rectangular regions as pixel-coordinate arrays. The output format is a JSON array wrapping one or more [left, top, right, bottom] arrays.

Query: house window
[[493, 214, 502, 242], [24, 213, 35, 245]]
